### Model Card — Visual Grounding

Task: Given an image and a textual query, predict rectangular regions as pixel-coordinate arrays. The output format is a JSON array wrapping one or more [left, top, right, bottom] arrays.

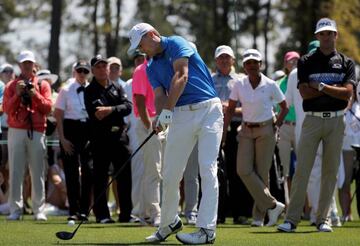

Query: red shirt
[[3, 75, 52, 133]]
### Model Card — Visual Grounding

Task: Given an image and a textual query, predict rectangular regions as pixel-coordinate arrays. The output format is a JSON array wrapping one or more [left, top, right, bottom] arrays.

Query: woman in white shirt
[[223, 49, 288, 227]]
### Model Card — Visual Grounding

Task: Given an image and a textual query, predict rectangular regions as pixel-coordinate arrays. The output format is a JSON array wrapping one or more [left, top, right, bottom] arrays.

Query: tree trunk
[[112, 0, 122, 56], [251, 1, 260, 49], [104, 0, 112, 57], [48, 0, 62, 76], [263, 0, 271, 75], [93, 0, 99, 55]]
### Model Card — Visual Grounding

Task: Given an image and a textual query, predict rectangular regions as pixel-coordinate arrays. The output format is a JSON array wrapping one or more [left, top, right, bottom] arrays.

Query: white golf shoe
[[176, 228, 216, 245], [266, 201, 285, 226], [145, 218, 183, 242]]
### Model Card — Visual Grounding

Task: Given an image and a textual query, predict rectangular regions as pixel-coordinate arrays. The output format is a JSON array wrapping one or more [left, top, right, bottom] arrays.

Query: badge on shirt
[[332, 63, 342, 69]]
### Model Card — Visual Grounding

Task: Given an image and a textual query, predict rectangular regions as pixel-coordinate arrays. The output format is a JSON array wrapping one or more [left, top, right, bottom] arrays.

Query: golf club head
[[56, 231, 74, 240]]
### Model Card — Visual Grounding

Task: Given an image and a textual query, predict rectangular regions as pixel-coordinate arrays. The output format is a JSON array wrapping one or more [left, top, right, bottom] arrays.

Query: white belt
[[305, 110, 344, 119], [174, 98, 220, 112]]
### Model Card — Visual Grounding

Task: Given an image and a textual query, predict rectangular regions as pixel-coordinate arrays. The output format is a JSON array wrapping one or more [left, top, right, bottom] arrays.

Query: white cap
[[17, 50, 36, 63], [214, 45, 235, 59], [127, 23, 155, 56], [242, 49, 262, 64], [107, 57, 122, 67], [314, 18, 337, 34], [0, 63, 14, 73], [36, 69, 58, 84], [272, 70, 285, 81]]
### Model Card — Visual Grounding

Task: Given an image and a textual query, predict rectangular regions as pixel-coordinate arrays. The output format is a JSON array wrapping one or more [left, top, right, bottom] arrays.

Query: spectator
[[54, 60, 93, 222], [4, 50, 52, 221], [212, 45, 252, 224], [278, 18, 356, 233], [276, 51, 300, 204], [124, 50, 146, 221], [84, 55, 132, 223], [0, 63, 15, 169], [132, 54, 163, 227], [223, 48, 288, 227]]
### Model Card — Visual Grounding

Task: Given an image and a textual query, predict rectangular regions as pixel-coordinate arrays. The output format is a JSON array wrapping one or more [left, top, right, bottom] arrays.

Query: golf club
[[56, 130, 156, 240]]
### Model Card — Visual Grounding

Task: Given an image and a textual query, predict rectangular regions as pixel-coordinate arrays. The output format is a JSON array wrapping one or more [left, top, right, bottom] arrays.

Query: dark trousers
[[91, 131, 132, 221], [223, 121, 253, 220], [61, 119, 93, 216]]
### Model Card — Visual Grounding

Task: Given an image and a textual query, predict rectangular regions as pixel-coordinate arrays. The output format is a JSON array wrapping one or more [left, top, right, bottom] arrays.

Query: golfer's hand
[[155, 109, 173, 133], [95, 106, 113, 120]]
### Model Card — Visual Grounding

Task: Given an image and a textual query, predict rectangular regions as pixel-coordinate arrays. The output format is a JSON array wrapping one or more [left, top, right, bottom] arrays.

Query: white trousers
[[8, 128, 46, 215], [127, 120, 144, 217], [135, 118, 163, 220], [160, 98, 223, 230], [183, 143, 199, 216]]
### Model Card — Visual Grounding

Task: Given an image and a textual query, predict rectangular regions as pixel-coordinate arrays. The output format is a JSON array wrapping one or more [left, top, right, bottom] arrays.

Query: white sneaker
[[185, 214, 197, 225], [266, 201, 285, 226], [277, 221, 296, 232], [331, 217, 342, 227], [176, 228, 216, 244], [145, 218, 183, 242], [317, 222, 333, 232], [153, 216, 161, 227], [34, 213, 47, 221], [6, 213, 22, 221], [251, 220, 264, 227]]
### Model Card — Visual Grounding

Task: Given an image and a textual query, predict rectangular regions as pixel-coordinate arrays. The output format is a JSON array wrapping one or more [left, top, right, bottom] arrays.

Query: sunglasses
[[1, 69, 13, 74], [76, 68, 90, 74]]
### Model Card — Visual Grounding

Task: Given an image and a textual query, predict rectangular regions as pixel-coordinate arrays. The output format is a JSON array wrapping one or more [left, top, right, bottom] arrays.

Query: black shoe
[[67, 215, 77, 221], [78, 213, 89, 222], [233, 216, 250, 225], [217, 217, 225, 224], [118, 214, 131, 223]]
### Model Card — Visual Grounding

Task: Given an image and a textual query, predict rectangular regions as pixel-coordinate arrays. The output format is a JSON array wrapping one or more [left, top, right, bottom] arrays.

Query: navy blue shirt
[[298, 48, 356, 112], [146, 36, 218, 106]]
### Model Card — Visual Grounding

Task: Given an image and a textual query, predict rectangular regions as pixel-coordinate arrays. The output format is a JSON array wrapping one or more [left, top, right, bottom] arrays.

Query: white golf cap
[[314, 18, 337, 34], [214, 45, 235, 59], [242, 49, 262, 64], [17, 50, 36, 63], [0, 63, 14, 73], [107, 57, 122, 67], [36, 69, 58, 84], [127, 23, 155, 56]]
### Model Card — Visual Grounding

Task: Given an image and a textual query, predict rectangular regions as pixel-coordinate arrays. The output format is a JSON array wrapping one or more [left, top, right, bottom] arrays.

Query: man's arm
[[134, 94, 152, 129], [308, 81, 352, 101], [298, 83, 324, 100], [163, 58, 189, 111]]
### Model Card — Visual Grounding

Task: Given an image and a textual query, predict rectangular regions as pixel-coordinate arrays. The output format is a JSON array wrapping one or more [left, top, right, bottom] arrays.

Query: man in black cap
[[84, 55, 132, 223]]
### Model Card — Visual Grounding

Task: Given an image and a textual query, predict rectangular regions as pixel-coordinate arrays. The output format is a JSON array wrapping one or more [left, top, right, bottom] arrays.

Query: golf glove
[[156, 109, 173, 130]]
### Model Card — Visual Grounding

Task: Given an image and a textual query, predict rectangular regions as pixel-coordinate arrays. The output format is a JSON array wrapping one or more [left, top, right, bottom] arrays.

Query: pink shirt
[[132, 60, 157, 118]]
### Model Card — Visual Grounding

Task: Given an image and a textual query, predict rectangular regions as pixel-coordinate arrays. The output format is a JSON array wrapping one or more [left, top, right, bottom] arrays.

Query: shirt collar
[[215, 70, 238, 79]]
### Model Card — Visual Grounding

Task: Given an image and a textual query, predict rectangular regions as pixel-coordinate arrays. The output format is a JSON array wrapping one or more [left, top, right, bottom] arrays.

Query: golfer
[[128, 23, 223, 244]]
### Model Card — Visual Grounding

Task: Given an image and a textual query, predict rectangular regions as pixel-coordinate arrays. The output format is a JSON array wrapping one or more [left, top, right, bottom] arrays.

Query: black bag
[[46, 116, 57, 136]]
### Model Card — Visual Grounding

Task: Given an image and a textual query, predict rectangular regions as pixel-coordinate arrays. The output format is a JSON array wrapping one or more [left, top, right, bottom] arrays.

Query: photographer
[[3, 50, 52, 221]]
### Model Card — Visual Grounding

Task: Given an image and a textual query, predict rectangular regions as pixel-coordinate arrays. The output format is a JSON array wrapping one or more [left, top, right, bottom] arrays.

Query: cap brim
[[215, 51, 235, 59], [314, 27, 337, 34], [37, 74, 58, 84], [92, 60, 108, 67], [75, 65, 90, 71], [19, 58, 36, 63], [243, 56, 261, 64]]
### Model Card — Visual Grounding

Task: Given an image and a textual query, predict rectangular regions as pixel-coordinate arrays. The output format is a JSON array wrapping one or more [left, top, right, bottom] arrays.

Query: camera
[[21, 80, 34, 106]]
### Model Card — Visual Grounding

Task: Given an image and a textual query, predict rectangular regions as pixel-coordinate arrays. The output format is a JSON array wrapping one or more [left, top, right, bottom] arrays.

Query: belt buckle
[[322, 112, 331, 118], [111, 126, 120, 132]]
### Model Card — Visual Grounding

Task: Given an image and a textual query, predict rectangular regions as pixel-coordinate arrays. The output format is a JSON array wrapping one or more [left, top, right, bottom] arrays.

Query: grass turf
[[1, 215, 359, 245]]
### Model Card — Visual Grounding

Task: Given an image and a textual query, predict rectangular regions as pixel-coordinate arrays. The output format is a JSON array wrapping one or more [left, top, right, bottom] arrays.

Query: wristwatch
[[318, 82, 325, 91]]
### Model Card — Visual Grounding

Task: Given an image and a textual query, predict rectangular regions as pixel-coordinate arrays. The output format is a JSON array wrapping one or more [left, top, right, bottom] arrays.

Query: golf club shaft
[[61, 130, 156, 239]]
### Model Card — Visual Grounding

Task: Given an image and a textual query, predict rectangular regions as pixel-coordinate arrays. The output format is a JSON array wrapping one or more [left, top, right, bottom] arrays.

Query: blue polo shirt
[[146, 36, 217, 106]]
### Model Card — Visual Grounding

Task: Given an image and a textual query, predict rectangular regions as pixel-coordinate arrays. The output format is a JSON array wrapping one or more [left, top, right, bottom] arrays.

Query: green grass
[[1, 215, 360, 246]]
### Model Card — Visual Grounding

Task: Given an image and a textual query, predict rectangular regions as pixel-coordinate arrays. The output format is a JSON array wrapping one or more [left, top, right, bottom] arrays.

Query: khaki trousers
[[286, 115, 345, 225], [237, 122, 277, 221]]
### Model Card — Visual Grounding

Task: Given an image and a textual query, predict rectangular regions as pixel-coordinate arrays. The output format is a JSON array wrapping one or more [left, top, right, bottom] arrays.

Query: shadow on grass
[[52, 242, 179, 245], [250, 231, 317, 234]]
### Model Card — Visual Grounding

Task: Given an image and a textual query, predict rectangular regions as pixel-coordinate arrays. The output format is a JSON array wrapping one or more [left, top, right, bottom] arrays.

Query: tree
[[48, 0, 63, 75]]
